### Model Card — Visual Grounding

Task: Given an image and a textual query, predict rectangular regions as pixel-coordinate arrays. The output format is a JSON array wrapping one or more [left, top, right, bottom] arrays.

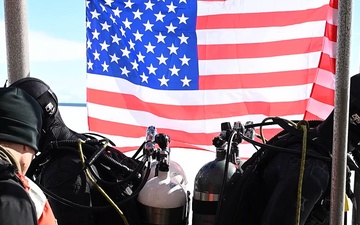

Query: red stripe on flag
[[196, 5, 329, 29], [329, 0, 339, 9], [197, 37, 324, 60], [325, 22, 337, 42], [318, 52, 336, 74], [88, 117, 217, 145], [308, 84, 335, 106], [199, 69, 318, 89]]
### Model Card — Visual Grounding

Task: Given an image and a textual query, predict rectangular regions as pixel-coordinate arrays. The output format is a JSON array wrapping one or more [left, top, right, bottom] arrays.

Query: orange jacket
[[18, 174, 57, 225]]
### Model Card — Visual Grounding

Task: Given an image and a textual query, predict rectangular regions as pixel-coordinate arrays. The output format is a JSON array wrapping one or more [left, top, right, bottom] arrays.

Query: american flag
[[86, 0, 337, 158]]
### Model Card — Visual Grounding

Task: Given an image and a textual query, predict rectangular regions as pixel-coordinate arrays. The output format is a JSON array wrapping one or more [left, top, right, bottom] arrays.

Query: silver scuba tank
[[138, 134, 188, 225]]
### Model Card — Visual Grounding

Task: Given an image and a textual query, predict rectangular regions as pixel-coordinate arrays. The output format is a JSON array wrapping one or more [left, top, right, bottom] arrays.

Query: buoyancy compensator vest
[[30, 134, 149, 225], [214, 118, 334, 225]]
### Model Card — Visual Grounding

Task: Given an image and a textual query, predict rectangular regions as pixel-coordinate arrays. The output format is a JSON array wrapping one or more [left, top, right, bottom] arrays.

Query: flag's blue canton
[[86, 0, 199, 90]]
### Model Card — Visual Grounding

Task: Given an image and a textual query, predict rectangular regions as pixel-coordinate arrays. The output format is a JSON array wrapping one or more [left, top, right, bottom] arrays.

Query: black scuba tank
[[192, 122, 237, 225]]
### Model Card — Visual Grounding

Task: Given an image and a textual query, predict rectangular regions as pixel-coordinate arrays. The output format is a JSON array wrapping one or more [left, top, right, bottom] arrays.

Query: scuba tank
[[143, 126, 188, 188], [192, 122, 241, 225], [137, 133, 188, 225]]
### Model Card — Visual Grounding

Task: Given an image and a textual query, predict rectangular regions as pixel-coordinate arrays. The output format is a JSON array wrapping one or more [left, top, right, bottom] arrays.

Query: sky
[[0, 0, 360, 104], [0, 1, 86, 103]]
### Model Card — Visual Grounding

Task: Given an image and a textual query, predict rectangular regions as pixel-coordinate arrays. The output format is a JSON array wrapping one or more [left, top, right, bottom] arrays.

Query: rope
[[295, 120, 309, 225], [77, 139, 130, 225], [259, 117, 309, 225]]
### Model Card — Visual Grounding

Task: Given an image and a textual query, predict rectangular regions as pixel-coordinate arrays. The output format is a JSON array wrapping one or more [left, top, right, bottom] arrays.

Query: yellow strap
[[77, 139, 130, 225], [345, 194, 350, 212]]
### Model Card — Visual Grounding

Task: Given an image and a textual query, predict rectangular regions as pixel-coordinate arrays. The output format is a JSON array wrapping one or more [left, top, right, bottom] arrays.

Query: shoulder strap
[[0, 163, 38, 224]]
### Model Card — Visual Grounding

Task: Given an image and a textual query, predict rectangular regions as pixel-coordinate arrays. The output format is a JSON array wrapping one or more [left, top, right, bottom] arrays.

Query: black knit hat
[[9, 77, 58, 131], [0, 87, 43, 152]]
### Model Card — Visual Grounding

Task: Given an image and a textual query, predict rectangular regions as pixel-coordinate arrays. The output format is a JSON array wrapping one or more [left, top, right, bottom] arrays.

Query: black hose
[[241, 134, 331, 162], [47, 140, 136, 176], [214, 131, 236, 225], [35, 158, 151, 211], [88, 156, 146, 187]]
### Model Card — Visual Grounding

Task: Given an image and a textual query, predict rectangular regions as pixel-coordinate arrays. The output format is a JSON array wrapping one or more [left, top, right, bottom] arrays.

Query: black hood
[[9, 77, 86, 151]]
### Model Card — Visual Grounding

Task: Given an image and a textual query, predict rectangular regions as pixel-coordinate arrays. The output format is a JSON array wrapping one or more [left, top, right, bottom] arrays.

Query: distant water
[[59, 102, 86, 107]]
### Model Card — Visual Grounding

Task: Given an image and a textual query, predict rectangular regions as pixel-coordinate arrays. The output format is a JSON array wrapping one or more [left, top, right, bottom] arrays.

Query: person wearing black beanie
[[0, 87, 57, 225], [0, 87, 42, 152], [9, 77, 143, 225]]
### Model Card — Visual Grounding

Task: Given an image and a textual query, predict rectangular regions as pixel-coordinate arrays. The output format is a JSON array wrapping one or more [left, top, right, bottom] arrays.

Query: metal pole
[[330, 0, 353, 224], [4, 0, 30, 85]]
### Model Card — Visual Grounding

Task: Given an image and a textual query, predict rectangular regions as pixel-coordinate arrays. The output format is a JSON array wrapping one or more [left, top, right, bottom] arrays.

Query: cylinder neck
[[215, 149, 226, 160], [157, 169, 169, 180]]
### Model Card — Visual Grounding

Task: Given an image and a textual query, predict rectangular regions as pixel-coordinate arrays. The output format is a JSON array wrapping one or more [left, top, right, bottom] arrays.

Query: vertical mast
[[4, 0, 30, 84], [331, 0, 352, 224]]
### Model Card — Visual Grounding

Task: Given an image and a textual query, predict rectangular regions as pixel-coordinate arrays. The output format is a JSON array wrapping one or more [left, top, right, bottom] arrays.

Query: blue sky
[[0, 0, 360, 103], [0, 1, 86, 103]]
